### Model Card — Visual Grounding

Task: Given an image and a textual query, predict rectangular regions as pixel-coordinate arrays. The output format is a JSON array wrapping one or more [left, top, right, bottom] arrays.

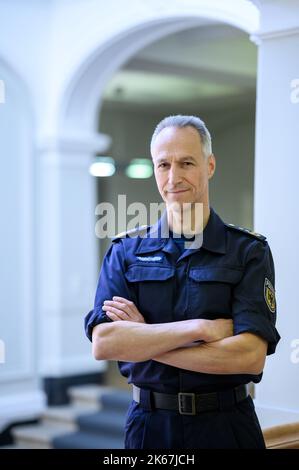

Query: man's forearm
[[153, 333, 267, 375], [92, 318, 205, 362]]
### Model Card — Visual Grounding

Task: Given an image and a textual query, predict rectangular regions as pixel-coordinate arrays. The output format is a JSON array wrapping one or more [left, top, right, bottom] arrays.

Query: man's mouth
[[167, 189, 189, 194]]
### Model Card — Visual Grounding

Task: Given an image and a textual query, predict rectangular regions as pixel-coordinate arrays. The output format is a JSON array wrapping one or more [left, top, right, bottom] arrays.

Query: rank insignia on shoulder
[[226, 223, 266, 241], [264, 277, 276, 313], [112, 225, 149, 242]]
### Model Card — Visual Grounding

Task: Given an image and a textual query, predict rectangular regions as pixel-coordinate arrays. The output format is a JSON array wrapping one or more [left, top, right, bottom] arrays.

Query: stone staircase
[[6, 385, 132, 449], [4, 383, 299, 449]]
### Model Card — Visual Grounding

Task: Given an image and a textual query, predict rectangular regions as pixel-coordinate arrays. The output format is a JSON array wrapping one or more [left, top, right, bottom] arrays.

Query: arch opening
[[59, 3, 259, 133]]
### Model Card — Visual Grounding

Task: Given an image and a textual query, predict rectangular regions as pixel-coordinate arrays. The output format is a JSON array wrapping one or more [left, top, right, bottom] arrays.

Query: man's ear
[[207, 154, 216, 179]]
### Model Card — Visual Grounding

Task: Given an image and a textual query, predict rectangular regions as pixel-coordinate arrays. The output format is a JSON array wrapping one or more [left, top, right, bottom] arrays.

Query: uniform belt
[[132, 384, 249, 415]]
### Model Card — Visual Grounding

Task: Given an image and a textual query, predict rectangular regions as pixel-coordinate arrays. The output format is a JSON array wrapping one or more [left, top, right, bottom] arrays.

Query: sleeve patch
[[264, 277, 276, 313]]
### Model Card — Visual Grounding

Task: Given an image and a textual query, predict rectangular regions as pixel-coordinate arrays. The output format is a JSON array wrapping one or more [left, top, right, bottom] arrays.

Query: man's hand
[[102, 296, 146, 323], [94, 300, 234, 363], [102, 297, 233, 342]]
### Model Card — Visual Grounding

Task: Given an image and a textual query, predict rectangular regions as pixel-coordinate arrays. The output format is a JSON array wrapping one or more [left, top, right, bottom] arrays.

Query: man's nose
[[168, 166, 182, 185]]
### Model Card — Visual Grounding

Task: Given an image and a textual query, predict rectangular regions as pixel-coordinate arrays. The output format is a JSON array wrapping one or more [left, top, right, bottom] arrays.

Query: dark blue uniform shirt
[[85, 208, 280, 394]]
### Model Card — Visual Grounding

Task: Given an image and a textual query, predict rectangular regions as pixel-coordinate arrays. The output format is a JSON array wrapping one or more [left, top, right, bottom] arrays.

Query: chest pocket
[[187, 267, 243, 319], [125, 264, 175, 323]]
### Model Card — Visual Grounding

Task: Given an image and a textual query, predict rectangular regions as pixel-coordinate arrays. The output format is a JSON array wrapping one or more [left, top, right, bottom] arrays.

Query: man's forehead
[[151, 137, 203, 162]]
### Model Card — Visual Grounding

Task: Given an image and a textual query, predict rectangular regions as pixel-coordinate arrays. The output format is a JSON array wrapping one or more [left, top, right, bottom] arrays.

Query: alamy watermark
[[95, 196, 204, 249], [290, 78, 299, 104], [0, 339, 5, 364], [290, 339, 299, 364], [0, 79, 5, 104]]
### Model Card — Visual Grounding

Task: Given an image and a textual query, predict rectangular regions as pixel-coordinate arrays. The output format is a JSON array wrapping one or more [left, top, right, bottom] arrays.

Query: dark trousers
[[124, 395, 266, 449]]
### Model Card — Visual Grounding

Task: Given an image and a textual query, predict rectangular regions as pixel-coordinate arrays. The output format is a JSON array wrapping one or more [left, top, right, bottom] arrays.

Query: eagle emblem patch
[[264, 278, 276, 313]]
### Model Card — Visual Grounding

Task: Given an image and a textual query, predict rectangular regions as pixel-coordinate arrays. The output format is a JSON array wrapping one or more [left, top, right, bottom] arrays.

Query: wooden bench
[[263, 422, 299, 449]]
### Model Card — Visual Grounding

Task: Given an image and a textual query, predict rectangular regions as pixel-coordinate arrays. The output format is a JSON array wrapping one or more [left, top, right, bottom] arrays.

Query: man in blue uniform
[[85, 115, 280, 449]]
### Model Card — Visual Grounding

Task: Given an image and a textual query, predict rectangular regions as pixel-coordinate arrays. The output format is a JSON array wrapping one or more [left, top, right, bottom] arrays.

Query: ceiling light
[[89, 157, 116, 177], [125, 158, 153, 179]]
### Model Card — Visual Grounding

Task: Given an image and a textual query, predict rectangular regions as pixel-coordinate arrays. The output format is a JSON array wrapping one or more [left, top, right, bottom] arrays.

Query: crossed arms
[[92, 297, 267, 375]]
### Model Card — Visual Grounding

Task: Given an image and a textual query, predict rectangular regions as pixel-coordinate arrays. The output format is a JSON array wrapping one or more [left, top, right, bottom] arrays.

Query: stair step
[[100, 390, 132, 411], [42, 404, 99, 426], [0, 444, 27, 449], [12, 423, 77, 449], [52, 430, 124, 449], [8, 386, 132, 449], [77, 409, 126, 436], [68, 385, 115, 406]]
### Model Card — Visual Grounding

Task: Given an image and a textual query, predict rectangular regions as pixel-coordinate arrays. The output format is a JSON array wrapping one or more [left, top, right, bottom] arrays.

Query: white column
[[0, 62, 46, 431], [251, 0, 299, 427], [37, 131, 110, 379]]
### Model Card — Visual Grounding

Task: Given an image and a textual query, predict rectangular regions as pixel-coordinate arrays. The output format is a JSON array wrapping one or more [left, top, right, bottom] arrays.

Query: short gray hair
[[150, 114, 212, 158]]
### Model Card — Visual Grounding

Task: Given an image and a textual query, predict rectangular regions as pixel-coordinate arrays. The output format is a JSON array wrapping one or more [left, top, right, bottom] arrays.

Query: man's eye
[[158, 163, 168, 168], [183, 162, 193, 166]]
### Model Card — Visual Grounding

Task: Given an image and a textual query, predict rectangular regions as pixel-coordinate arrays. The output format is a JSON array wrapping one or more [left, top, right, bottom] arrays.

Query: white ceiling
[[103, 23, 257, 110]]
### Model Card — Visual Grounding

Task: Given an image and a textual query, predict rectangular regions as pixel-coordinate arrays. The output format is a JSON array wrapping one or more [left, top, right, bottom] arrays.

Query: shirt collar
[[135, 206, 227, 255], [201, 207, 227, 254]]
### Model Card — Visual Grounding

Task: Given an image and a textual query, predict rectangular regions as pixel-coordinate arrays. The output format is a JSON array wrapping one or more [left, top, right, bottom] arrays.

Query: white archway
[[58, 1, 259, 134]]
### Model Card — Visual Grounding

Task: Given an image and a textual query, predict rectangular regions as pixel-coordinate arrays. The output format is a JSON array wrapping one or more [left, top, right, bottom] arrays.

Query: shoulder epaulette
[[112, 225, 149, 242], [225, 223, 267, 242]]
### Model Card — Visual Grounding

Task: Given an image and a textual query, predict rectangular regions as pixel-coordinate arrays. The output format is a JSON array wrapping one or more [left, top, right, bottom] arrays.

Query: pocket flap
[[125, 265, 175, 282], [189, 267, 242, 284]]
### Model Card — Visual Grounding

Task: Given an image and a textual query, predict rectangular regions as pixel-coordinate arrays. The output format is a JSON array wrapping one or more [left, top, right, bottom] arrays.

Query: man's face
[[151, 126, 216, 206]]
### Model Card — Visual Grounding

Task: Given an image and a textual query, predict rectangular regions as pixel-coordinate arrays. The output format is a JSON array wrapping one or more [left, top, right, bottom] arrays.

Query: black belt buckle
[[178, 392, 196, 415]]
